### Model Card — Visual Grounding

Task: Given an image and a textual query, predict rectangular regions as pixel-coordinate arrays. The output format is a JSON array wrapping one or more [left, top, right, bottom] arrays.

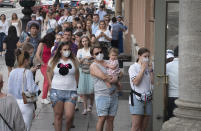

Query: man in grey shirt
[[111, 17, 127, 49], [0, 74, 26, 131]]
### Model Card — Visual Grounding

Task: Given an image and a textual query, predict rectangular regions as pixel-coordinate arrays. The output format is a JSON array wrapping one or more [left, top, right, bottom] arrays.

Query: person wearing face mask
[[35, 33, 55, 104], [128, 47, 154, 131], [8, 49, 39, 131], [90, 43, 121, 131], [47, 42, 79, 131]]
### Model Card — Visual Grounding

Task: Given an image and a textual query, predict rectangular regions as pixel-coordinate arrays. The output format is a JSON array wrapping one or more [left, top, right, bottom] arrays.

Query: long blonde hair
[[79, 35, 91, 49]]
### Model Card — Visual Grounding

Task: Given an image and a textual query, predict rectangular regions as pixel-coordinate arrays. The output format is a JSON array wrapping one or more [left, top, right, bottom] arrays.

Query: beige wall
[[123, 0, 154, 55]]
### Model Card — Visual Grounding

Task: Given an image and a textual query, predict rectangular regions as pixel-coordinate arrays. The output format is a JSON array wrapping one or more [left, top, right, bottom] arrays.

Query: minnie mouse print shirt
[[48, 59, 77, 91]]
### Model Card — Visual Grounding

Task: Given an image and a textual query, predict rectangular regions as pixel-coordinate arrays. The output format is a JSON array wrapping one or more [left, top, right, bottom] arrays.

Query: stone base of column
[[161, 99, 201, 131], [161, 117, 201, 131]]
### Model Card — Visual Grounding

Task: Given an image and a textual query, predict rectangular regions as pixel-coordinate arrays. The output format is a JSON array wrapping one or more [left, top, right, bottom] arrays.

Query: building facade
[[116, 0, 155, 55]]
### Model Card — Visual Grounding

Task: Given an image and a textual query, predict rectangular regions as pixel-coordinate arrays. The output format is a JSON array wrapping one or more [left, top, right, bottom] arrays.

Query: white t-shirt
[[48, 59, 77, 91], [95, 29, 112, 42], [36, 16, 43, 22], [128, 63, 152, 94], [0, 20, 9, 35], [166, 58, 179, 97], [76, 48, 91, 60], [58, 15, 73, 25], [47, 19, 57, 30]]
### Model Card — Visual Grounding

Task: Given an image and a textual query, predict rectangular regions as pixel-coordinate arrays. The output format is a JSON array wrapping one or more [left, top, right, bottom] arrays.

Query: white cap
[[166, 49, 174, 59]]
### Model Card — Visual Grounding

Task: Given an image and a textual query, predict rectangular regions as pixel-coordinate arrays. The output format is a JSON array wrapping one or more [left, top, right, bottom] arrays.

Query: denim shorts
[[129, 95, 152, 116], [50, 89, 77, 107], [95, 95, 118, 116]]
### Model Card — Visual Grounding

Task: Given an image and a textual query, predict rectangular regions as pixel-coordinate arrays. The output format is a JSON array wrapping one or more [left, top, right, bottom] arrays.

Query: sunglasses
[[95, 51, 102, 56]]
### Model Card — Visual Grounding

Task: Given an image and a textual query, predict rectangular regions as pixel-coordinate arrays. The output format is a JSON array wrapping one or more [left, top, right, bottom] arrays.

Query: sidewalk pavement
[[0, 57, 131, 131], [31, 99, 131, 131]]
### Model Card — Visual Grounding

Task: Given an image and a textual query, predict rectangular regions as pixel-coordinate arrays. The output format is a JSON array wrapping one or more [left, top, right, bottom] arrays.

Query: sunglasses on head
[[95, 51, 102, 56]]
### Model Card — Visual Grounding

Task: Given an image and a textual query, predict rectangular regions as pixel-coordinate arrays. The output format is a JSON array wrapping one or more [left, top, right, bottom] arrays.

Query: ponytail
[[16, 49, 30, 67]]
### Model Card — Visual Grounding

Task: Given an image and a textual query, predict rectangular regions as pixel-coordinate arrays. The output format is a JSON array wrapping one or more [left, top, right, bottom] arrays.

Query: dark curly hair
[[40, 32, 55, 48]]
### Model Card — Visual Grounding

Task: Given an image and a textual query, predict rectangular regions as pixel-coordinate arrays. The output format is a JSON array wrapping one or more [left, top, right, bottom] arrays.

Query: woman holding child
[[90, 44, 122, 131]]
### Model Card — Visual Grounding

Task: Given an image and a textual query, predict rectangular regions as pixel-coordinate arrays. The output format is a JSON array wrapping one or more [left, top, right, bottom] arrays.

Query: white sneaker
[[87, 105, 92, 112], [82, 109, 87, 115], [41, 99, 50, 104], [77, 96, 84, 103]]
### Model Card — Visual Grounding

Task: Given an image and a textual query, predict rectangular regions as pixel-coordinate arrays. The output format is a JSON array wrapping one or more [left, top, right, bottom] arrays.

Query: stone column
[[115, 0, 122, 16], [161, 0, 201, 130]]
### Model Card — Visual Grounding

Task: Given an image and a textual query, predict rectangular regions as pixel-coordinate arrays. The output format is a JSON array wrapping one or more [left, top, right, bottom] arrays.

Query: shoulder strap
[[109, 25, 111, 31], [65, 16, 69, 22], [0, 113, 13, 131], [48, 20, 52, 28], [40, 44, 44, 58], [22, 69, 26, 92]]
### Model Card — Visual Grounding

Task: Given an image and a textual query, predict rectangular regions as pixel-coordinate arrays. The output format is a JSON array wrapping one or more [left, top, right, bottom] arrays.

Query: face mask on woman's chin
[[96, 53, 104, 61], [63, 50, 71, 58]]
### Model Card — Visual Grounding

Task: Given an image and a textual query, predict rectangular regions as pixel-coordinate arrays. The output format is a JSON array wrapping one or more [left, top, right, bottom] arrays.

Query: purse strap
[[48, 20, 52, 28], [0, 113, 13, 131], [22, 69, 26, 92]]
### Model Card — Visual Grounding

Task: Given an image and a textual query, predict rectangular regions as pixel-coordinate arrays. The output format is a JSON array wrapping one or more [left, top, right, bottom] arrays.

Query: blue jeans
[[50, 89, 77, 107], [95, 95, 118, 116], [129, 95, 152, 116]]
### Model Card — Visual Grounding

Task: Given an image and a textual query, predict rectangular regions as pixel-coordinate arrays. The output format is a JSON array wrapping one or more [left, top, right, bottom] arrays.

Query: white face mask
[[96, 53, 104, 61], [142, 57, 149, 63], [63, 50, 71, 58]]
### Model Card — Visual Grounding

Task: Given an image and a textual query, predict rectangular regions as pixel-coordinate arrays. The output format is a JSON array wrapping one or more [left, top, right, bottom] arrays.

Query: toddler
[[104, 48, 122, 94]]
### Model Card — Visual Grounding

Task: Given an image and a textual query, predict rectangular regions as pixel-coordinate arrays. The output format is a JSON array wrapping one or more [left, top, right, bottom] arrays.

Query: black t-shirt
[[3, 36, 19, 53]]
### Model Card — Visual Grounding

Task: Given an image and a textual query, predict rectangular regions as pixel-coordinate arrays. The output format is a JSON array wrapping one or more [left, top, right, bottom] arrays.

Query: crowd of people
[[0, 1, 159, 131]]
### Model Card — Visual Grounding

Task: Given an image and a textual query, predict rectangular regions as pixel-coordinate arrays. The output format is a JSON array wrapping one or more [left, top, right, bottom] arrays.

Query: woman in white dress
[[77, 36, 94, 115], [10, 13, 22, 37]]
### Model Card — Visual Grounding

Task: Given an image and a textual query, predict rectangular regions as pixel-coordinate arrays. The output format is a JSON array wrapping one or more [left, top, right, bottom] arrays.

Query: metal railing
[[130, 34, 139, 62]]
